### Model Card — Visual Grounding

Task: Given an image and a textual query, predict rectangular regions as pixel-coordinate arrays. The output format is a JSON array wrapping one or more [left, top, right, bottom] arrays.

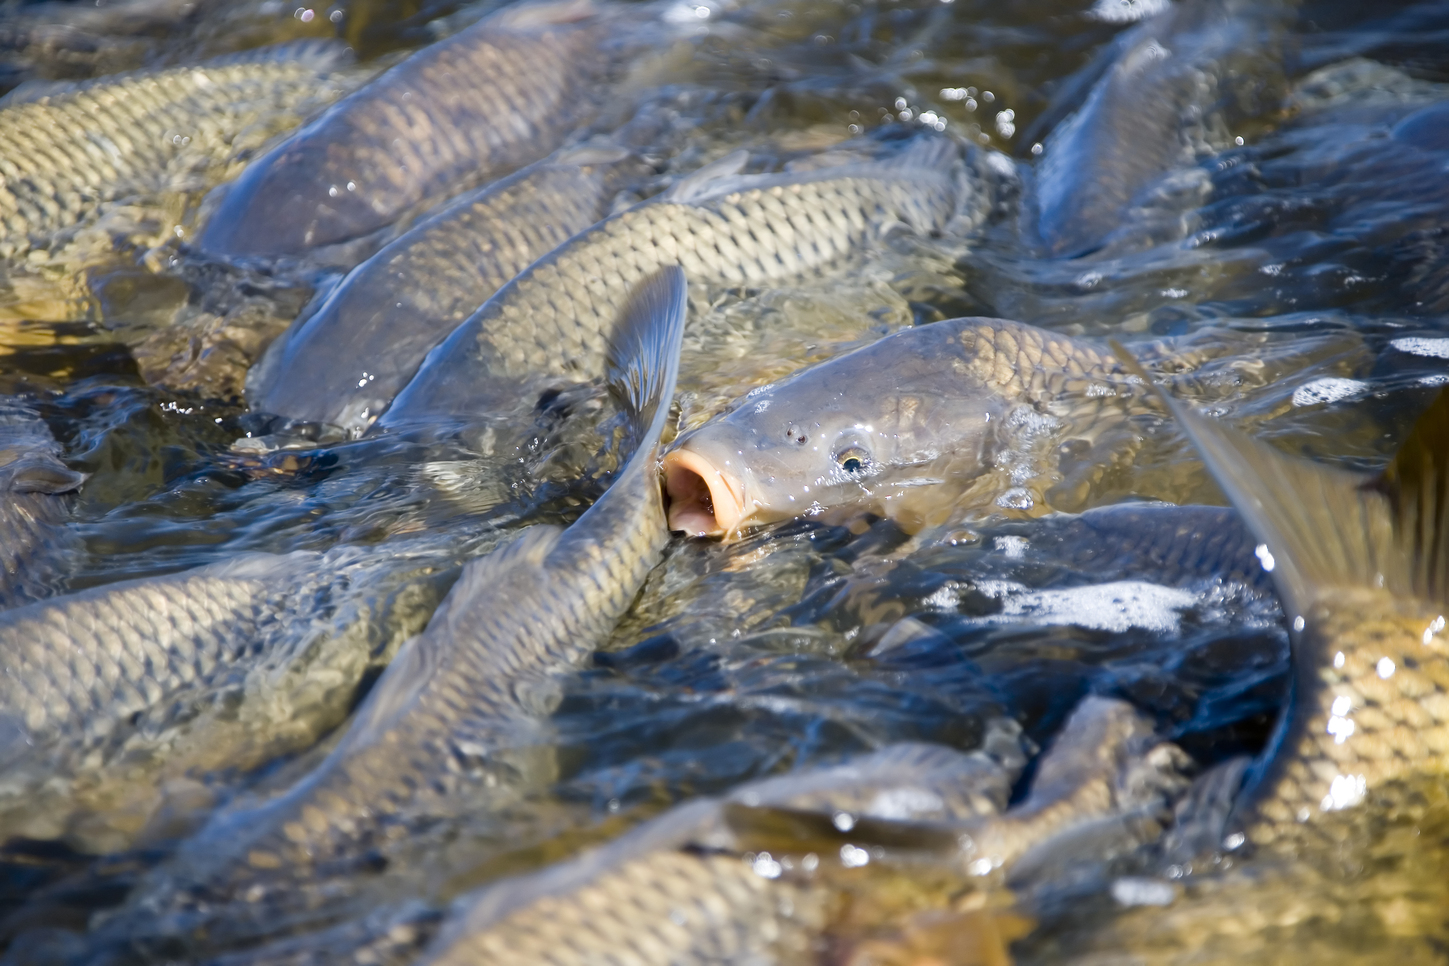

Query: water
[[0, 0, 1448, 961]]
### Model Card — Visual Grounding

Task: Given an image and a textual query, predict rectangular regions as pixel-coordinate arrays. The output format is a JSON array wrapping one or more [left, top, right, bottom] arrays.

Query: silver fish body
[[660, 317, 1153, 537], [378, 137, 970, 429], [1031, 0, 1292, 257], [0, 544, 454, 851], [1039, 375, 1449, 963], [90, 269, 687, 956], [0, 399, 83, 609], [196, 3, 620, 258], [0, 45, 354, 255], [421, 698, 1186, 966], [246, 147, 652, 439]]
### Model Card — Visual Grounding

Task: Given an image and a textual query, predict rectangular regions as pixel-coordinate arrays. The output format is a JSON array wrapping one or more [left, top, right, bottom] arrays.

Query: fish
[[87, 268, 686, 956], [1118, 367, 1449, 847], [376, 136, 971, 429], [246, 145, 653, 440], [1030, 0, 1292, 257], [1036, 363, 1449, 962], [0, 398, 83, 609], [0, 42, 355, 256], [195, 1, 622, 259], [660, 316, 1158, 538], [418, 697, 1187, 966], [0, 542, 455, 853]]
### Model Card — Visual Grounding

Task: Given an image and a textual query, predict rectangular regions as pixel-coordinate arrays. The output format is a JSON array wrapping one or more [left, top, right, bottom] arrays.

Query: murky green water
[[1, 0, 1448, 962]]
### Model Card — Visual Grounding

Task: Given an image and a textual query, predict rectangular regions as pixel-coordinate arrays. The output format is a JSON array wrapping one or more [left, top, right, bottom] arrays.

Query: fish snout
[[661, 447, 747, 538]]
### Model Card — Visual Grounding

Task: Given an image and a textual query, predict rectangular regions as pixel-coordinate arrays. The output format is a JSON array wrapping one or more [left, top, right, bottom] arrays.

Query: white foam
[[993, 535, 1029, 559], [1088, 0, 1170, 23], [1291, 377, 1368, 407], [1111, 877, 1177, 907], [865, 787, 946, 821], [1391, 336, 1449, 359], [994, 581, 1197, 634]]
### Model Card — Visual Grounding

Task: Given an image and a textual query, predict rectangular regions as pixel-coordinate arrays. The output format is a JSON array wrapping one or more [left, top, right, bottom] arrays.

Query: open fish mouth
[[661, 448, 747, 538]]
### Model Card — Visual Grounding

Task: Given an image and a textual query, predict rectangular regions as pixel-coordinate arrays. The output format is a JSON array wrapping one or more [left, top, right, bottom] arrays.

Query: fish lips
[[661, 445, 749, 538]]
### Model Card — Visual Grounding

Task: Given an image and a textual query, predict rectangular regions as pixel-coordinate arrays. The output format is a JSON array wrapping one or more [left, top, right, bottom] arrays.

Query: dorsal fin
[[605, 265, 687, 444], [1111, 341, 1449, 616]]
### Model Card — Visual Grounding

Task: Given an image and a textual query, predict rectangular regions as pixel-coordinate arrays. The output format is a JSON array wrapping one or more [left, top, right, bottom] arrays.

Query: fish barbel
[[377, 136, 973, 429], [196, 1, 622, 259], [247, 146, 654, 440], [0, 42, 354, 256]]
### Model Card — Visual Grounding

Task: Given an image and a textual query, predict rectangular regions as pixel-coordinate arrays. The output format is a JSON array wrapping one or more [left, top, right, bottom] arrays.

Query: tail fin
[[1111, 341, 1449, 617], [606, 266, 687, 452]]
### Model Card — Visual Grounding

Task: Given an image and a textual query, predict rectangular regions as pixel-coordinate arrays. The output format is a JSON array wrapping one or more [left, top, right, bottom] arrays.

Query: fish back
[[196, 5, 617, 257], [0, 54, 352, 255], [247, 149, 650, 438], [381, 142, 963, 425]]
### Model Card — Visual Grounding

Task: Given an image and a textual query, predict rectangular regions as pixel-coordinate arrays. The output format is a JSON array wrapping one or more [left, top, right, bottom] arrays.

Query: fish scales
[[0, 569, 303, 750], [380, 146, 963, 426], [421, 700, 1185, 966], [0, 59, 350, 252], [92, 271, 686, 958], [235, 275, 682, 873], [1042, 374, 1449, 962], [1134, 387, 1449, 848], [0, 400, 82, 609], [249, 150, 651, 438], [198, 7, 616, 257]]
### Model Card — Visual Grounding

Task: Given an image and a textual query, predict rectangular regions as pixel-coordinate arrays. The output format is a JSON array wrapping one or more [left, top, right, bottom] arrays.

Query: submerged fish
[[0, 42, 354, 256], [94, 268, 685, 954], [1030, 0, 1292, 257], [246, 145, 653, 439], [196, 1, 622, 258], [661, 316, 1156, 538], [1137, 376, 1449, 846], [378, 136, 973, 428], [0, 399, 83, 609], [420, 697, 1187, 966], [1039, 368, 1449, 962], [0, 543, 453, 852]]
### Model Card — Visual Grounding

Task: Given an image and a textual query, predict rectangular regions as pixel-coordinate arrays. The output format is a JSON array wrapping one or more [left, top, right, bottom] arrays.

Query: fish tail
[[1110, 340, 1449, 617], [606, 265, 687, 454]]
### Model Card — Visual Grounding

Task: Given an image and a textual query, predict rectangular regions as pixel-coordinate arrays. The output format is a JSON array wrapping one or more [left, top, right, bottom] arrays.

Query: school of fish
[[0, 0, 1446, 963]]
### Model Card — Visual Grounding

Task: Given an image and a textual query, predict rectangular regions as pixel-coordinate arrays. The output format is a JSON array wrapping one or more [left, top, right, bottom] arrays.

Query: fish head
[[663, 325, 1004, 538]]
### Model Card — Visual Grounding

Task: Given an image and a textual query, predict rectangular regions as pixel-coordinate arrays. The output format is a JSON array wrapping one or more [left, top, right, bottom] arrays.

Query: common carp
[[246, 146, 653, 440], [0, 398, 83, 608], [1030, 368, 1449, 963], [196, 1, 623, 258], [660, 316, 1158, 538], [0, 42, 355, 256], [85, 268, 686, 957], [1030, 0, 1292, 257], [377, 136, 974, 429], [420, 697, 1187, 966], [0, 542, 455, 853]]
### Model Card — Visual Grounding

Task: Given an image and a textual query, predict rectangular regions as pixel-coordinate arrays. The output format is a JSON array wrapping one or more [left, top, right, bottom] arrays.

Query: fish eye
[[835, 446, 870, 476]]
